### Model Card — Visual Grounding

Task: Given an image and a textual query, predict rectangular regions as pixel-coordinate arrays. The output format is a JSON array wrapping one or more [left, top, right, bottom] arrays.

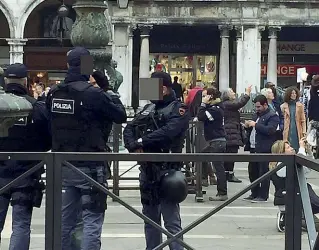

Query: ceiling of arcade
[[0, 10, 10, 39]]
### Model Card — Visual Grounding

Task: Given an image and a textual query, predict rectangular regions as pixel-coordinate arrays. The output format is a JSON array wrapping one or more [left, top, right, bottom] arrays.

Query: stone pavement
[[1, 160, 318, 250]]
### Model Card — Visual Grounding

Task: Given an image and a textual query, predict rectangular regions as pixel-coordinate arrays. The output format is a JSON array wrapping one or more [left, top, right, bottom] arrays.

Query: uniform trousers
[[61, 185, 105, 250], [0, 196, 32, 250], [143, 201, 183, 250], [139, 170, 183, 250], [0, 178, 34, 250]]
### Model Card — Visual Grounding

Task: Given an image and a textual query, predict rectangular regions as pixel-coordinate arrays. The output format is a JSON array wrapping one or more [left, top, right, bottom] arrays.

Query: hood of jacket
[[64, 66, 89, 84]]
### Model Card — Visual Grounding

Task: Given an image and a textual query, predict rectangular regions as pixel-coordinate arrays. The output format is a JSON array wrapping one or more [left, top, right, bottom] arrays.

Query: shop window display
[[149, 54, 218, 90]]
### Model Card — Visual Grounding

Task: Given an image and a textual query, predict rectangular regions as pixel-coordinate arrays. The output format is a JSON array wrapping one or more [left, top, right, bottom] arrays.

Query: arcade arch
[[22, 0, 75, 86]]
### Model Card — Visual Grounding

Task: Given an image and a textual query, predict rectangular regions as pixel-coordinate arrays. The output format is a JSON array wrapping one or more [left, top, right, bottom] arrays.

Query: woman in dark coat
[[221, 86, 251, 183]]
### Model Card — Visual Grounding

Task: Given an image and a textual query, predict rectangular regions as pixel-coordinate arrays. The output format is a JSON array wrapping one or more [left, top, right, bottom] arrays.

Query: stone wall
[[111, 1, 319, 26], [0, 0, 317, 40]]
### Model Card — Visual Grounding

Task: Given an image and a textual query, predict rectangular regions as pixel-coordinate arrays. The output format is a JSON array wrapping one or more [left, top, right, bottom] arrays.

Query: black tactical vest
[[0, 95, 46, 179], [49, 82, 105, 152], [0, 95, 38, 152], [133, 100, 183, 153]]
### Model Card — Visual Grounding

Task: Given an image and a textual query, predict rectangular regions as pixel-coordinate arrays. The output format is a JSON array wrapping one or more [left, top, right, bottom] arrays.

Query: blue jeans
[[0, 195, 33, 250], [61, 186, 105, 250]]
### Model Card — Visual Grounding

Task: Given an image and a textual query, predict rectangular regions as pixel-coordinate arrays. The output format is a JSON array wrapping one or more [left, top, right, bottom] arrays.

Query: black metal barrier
[[111, 121, 206, 202], [1, 152, 319, 250]]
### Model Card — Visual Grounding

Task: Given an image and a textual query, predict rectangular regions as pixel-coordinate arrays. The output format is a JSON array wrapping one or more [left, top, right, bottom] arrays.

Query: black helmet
[[160, 170, 188, 203]]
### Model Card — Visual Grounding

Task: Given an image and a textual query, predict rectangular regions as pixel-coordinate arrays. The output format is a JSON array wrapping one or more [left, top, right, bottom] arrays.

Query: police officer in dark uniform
[[0, 63, 51, 250], [123, 72, 189, 250], [46, 47, 127, 250]]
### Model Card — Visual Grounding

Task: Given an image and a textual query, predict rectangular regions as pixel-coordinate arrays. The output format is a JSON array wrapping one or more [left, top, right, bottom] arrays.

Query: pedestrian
[[221, 85, 252, 183], [185, 82, 204, 106], [172, 76, 183, 101], [123, 71, 189, 250], [260, 87, 284, 140], [265, 82, 284, 105], [197, 87, 228, 201], [46, 47, 127, 250], [281, 86, 306, 151], [308, 75, 319, 122], [243, 95, 279, 203], [270, 138, 319, 232], [0, 63, 51, 250]]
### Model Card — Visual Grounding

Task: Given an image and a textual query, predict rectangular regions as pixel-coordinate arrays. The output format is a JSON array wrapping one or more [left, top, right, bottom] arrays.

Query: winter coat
[[281, 101, 306, 143], [223, 94, 250, 147]]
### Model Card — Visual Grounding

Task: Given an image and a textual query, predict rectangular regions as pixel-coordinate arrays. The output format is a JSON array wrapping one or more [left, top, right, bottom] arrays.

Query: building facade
[[0, 0, 319, 107]]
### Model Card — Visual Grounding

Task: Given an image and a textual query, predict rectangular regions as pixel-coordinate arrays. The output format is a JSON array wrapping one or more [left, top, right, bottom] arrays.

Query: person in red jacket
[[185, 82, 204, 106]]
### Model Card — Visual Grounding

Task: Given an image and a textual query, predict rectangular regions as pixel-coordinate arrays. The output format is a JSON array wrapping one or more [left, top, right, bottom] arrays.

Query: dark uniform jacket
[[123, 93, 190, 153], [0, 83, 51, 180], [244, 108, 279, 153], [223, 94, 250, 147], [46, 70, 127, 177]]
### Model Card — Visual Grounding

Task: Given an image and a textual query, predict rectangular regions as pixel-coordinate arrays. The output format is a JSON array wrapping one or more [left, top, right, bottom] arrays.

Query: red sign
[[261, 64, 319, 77]]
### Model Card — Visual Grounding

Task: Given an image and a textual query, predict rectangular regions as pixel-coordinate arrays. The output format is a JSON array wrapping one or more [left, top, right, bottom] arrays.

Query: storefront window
[[150, 54, 169, 73], [196, 56, 217, 86], [170, 70, 193, 87], [149, 54, 218, 89], [28, 71, 66, 87], [171, 55, 193, 69]]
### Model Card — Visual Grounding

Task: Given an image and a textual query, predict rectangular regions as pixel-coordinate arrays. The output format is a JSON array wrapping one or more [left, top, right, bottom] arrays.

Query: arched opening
[[24, 0, 75, 86], [0, 9, 11, 68]]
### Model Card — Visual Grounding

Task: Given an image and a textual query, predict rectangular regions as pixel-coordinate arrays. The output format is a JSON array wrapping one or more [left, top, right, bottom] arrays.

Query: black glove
[[125, 141, 143, 152]]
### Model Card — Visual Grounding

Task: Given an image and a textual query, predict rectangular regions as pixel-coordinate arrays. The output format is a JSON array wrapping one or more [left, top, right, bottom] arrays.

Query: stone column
[[70, 0, 112, 75], [241, 26, 263, 93], [218, 25, 231, 91], [6, 39, 28, 64], [112, 24, 133, 107], [139, 24, 152, 107], [235, 26, 243, 94], [267, 27, 280, 86], [127, 26, 134, 108]]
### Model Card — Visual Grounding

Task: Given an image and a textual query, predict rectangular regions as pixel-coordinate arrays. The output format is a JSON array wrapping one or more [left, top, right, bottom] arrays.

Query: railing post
[[44, 153, 54, 250], [112, 123, 121, 200], [185, 122, 191, 154], [285, 156, 302, 250], [53, 153, 62, 250], [195, 121, 204, 202], [296, 162, 317, 249]]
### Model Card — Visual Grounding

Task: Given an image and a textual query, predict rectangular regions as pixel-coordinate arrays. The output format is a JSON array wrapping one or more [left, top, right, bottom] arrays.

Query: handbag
[[240, 123, 248, 145]]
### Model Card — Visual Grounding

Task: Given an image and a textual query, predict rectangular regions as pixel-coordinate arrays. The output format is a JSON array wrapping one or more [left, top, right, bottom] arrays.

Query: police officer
[[46, 47, 127, 250], [123, 72, 189, 250], [0, 63, 51, 250]]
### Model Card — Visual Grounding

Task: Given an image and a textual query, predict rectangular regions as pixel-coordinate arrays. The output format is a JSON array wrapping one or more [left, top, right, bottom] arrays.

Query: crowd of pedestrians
[[181, 74, 319, 232]]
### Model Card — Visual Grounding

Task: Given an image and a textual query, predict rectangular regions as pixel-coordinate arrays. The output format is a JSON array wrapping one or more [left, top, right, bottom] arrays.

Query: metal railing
[[110, 122, 206, 202], [1, 151, 319, 250]]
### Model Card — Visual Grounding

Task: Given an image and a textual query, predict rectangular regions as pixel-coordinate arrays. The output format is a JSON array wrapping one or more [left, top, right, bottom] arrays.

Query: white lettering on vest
[[53, 103, 72, 110], [51, 98, 75, 114]]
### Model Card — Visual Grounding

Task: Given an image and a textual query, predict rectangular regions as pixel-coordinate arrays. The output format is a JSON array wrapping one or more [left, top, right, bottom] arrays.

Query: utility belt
[[74, 164, 109, 213], [139, 162, 181, 205], [80, 183, 108, 213], [6, 180, 45, 208]]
